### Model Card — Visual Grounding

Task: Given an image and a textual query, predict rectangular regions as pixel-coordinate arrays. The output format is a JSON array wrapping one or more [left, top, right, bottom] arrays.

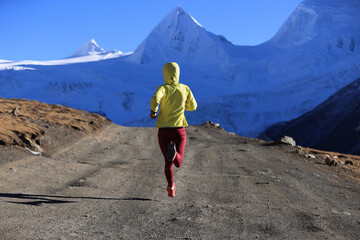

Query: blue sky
[[0, 0, 302, 61]]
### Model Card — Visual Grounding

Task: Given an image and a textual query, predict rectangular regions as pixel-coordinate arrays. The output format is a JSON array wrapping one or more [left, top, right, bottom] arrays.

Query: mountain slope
[[0, 97, 110, 157], [262, 78, 360, 155]]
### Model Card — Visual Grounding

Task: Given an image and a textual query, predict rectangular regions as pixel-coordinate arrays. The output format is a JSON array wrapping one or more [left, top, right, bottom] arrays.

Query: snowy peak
[[128, 6, 233, 65], [69, 39, 105, 58], [162, 6, 203, 29], [69, 38, 106, 58], [268, 0, 360, 47], [69, 38, 123, 58], [269, 3, 318, 46]]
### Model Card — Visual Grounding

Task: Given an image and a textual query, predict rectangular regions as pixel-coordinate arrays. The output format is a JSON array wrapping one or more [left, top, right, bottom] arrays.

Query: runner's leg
[[173, 127, 186, 168], [158, 128, 174, 187]]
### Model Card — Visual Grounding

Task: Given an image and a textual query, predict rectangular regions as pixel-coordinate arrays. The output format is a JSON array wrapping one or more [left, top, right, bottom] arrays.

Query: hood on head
[[163, 62, 180, 85]]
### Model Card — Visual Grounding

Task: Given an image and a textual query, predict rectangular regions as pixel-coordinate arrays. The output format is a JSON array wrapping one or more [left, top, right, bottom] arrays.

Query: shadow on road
[[0, 193, 154, 206]]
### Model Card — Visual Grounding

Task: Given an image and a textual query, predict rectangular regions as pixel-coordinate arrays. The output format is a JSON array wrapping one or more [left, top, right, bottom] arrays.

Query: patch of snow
[[0, 51, 126, 70], [6, 66, 36, 71]]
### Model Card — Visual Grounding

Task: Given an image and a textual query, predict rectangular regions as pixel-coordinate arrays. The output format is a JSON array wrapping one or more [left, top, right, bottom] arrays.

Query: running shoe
[[167, 183, 176, 197], [166, 143, 177, 162]]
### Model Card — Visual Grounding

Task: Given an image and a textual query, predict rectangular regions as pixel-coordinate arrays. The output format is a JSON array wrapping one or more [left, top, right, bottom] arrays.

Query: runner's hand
[[150, 113, 157, 119]]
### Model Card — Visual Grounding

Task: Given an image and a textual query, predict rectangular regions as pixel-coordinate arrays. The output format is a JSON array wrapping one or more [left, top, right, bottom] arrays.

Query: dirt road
[[0, 124, 359, 239]]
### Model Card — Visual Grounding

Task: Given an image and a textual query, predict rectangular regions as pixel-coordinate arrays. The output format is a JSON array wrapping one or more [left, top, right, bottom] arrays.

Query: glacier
[[1, 0, 360, 137]]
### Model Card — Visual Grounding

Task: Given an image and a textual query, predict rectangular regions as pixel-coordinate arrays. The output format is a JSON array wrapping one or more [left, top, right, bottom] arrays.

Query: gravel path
[[0, 124, 359, 239]]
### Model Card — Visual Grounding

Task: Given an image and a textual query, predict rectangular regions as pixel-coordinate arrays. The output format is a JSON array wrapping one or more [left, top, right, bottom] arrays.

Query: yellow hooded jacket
[[150, 62, 197, 128]]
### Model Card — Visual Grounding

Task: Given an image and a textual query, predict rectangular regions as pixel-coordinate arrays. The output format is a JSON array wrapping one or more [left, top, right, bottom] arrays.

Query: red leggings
[[158, 127, 186, 187]]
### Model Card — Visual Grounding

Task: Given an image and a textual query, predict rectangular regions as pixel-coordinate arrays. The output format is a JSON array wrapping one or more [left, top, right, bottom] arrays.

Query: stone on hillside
[[345, 160, 354, 165], [24, 135, 43, 153], [325, 156, 338, 166], [205, 121, 221, 128], [306, 154, 316, 159], [11, 107, 20, 116], [275, 136, 296, 146]]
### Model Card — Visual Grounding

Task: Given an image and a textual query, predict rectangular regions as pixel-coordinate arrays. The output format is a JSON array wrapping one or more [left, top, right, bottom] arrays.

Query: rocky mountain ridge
[[262, 77, 360, 155]]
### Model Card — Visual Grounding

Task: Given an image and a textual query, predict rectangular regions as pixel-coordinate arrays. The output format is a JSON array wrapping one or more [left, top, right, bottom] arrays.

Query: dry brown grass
[[301, 147, 360, 183], [0, 98, 110, 149]]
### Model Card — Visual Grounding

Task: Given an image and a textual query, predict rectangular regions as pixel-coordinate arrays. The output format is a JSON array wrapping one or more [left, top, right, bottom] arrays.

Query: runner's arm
[[150, 86, 166, 114], [185, 88, 197, 111]]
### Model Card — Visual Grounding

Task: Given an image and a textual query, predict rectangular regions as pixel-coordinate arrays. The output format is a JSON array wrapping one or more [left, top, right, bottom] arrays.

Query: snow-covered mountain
[[0, 1, 360, 138], [69, 38, 123, 58], [70, 38, 105, 57], [268, 0, 360, 47], [128, 7, 235, 66]]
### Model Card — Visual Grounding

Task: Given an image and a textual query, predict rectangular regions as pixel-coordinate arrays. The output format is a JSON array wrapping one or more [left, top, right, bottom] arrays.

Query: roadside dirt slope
[[0, 97, 110, 146], [0, 98, 110, 165], [0, 120, 359, 239]]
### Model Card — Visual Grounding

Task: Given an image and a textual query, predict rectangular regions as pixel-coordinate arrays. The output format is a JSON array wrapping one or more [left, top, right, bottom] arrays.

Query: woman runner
[[150, 62, 197, 197]]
